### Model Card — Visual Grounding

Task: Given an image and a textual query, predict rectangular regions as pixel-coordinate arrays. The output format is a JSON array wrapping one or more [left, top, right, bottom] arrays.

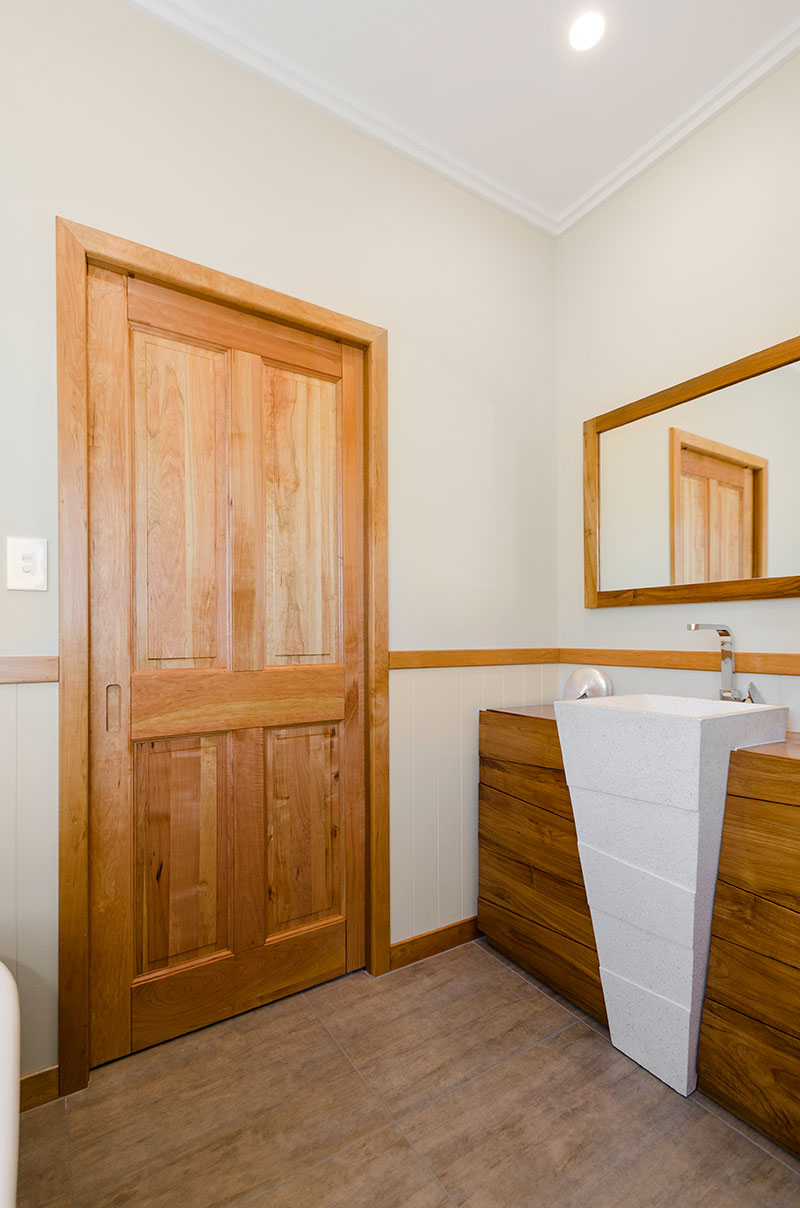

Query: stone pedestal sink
[[554, 694, 787, 1096]]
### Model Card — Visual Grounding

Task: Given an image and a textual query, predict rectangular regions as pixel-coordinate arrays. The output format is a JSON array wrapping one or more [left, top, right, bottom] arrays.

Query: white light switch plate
[[6, 537, 48, 591]]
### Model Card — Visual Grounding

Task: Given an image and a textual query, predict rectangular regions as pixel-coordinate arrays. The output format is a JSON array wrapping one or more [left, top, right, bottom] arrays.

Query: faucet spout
[[686, 622, 743, 701]]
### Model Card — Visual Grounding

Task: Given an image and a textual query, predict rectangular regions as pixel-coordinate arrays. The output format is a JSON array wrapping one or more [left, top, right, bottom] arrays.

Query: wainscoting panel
[[389, 663, 561, 943], [0, 682, 59, 1075]]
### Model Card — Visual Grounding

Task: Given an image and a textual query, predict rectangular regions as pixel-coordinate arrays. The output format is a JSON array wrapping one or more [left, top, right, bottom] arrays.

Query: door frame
[[56, 217, 390, 1096]]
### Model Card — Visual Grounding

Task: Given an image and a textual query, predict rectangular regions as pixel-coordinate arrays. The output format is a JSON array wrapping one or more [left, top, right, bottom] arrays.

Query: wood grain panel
[[57, 217, 91, 1094], [231, 728, 267, 952], [389, 918, 482, 970], [389, 649, 560, 670], [710, 880, 800, 970], [0, 658, 59, 685], [697, 1000, 800, 1159], [230, 350, 266, 671], [479, 757, 572, 821], [130, 664, 345, 739], [87, 265, 134, 1069], [20, 1066, 60, 1113], [705, 935, 800, 1042], [265, 367, 339, 664], [717, 794, 800, 911], [728, 740, 800, 806], [478, 898, 607, 1024], [135, 735, 228, 973], [132, 330, 227, 668], [479, 710, 563, 771], [266, 726, 341, 934], [128, 275, 343, 379], [132, 919, 346, 1050], [479, 845, 596, 950], [479, 785, 582, 887]]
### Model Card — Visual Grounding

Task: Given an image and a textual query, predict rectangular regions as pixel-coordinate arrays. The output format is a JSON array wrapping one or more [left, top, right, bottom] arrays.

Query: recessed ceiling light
[[569, 11, 606, 51]]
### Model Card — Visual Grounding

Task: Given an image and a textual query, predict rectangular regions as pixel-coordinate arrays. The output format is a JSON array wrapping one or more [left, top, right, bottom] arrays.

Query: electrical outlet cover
[[6, 537, 47, 591]]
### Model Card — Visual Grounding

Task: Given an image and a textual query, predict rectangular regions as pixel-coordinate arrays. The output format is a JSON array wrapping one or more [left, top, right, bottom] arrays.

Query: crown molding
[[123, 0, 800, 239], [555, 16, 800, 233]]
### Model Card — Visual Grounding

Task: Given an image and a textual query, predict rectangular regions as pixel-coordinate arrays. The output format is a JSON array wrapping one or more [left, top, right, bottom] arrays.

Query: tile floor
[[18, 939, 800, 1207]]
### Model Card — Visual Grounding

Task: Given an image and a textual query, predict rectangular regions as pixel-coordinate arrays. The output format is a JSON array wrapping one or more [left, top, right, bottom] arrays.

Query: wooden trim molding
[[20, 1066, 60, 1113], [584, 333, 800, 608], [56, 218, 390, 1093], [0, 657, 59, 685], [389, 918, 483, 971], [389, 649, 560, 670], [389, 648, 800, 677]]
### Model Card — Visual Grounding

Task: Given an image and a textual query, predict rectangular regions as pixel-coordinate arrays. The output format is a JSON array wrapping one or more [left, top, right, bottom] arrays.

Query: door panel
[[267, 725, 341, 933], [132, 331, 228, 670], [135, 736, 229, 974], [88, 267, 365, 1066]]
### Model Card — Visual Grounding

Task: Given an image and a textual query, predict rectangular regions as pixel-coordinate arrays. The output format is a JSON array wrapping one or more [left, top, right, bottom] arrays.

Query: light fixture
[[569, 11, 606, 51]]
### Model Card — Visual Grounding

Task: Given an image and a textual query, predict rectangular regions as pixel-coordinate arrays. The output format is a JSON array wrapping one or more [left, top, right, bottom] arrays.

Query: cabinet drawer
[[697, 999, 800, 1159], [711, 880, 800, 970], [480, 756, 573, 821], [478, 897, 606, 1024], [705, 935, 800, 1042], [479, 784, 583, 887], [718, 794, 800, 911], [480, 711, 563, 770], [479, 844, 596, 950]]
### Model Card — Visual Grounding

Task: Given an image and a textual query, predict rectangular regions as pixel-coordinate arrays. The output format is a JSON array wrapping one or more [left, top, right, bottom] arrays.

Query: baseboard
[[389, 917, 483, 971], [20, 1065, 60, 1112]]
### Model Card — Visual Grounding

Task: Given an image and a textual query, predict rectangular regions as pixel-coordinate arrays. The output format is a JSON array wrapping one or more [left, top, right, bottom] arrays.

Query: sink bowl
[[554, 693, 787, 1095]]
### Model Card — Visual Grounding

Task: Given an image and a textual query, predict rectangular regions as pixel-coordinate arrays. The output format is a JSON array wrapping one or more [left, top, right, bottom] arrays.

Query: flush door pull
[[106, 683, 121, 733]]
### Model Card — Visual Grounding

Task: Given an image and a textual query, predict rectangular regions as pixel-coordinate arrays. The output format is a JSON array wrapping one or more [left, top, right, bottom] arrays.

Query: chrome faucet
[[687, 622, 746, 702]]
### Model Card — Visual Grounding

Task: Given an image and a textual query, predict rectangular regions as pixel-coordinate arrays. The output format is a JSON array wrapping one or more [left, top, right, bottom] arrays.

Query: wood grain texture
[[479, 846, 595, 950], [128, 275, 343, 379], [697, 1000, 800, 1159], [342, 345, 366, 971], [389, 649, 560, 670], [131, 920, 346, 1050], [20, 1066, 60, 1113], [56, 216, 91, 1095], [717, 794, 800, 911], [0, 657, 58, 684], [132, 330, 228, 668], [705, 936, 800, 1042], [479, 757, 572, 821], [728, 739, 800, 806], [62, 218, 383, 345], [130, 665, 345, 739], [478, 898, 607, 1024], [711, 880, 800, 969], [230, 350, 266, 671], [87, 266, 134, 1068], [366, 331, 390, 976], [479, 785, 583, 887], [479, 710, 563, 771], [389, 918, 482, 970]]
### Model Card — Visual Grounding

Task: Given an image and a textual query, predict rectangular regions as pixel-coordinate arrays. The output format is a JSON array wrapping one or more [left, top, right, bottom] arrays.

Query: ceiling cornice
[[123, 0, 800, 238]]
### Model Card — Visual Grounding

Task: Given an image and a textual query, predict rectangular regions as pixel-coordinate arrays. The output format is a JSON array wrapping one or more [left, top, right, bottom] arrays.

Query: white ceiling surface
[[124, 0, 800, 233]]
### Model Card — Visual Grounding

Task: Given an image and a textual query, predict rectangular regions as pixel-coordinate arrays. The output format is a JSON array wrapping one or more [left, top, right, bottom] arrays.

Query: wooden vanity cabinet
[[477, 707, 607, 1025], [697, 736, 800, 1158]]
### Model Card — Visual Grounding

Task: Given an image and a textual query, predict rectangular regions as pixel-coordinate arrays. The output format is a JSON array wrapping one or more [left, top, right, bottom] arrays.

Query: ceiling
[[123, 0, 800, 233]]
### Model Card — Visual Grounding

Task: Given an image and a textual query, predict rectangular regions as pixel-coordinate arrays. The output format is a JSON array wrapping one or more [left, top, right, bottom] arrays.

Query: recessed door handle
[[106, 683, 121, 733]]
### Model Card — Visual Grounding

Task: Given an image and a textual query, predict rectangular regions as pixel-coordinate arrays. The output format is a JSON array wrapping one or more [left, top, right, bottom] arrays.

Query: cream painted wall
[[0, 0, 557, 1072], [556, 52, 800, 653]]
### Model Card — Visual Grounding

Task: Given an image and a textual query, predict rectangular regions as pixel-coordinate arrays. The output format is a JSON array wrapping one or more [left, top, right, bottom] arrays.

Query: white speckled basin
[[554, 693, 787, 1096]]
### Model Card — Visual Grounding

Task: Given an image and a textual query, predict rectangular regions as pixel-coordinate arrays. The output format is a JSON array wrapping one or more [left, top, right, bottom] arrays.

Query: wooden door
[[670, 429, 768, 585], [87, 268, 365, 1063]]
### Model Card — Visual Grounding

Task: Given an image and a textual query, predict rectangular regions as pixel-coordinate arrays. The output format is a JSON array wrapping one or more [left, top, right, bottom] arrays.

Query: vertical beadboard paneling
[[411, 669, 439, 936], [522, 664, 543, 705], [0, 685, 18, 979], [436, 669, 462, 927], [16, 683, 59, 1074], [388, 672, 414, 943], [501, 666, 525, 710], [482, 666, 505, 710], [459, 667, 484, 924]]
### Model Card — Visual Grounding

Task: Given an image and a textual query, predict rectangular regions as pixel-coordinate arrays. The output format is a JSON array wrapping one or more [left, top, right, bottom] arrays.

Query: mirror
[[584, 335, 800, 607]]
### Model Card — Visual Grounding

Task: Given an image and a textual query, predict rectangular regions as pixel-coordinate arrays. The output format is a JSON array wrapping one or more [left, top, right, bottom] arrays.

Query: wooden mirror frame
[[584, 333, 800, 607]]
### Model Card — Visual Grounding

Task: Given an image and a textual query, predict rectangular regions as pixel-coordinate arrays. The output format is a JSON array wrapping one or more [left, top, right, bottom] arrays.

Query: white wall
[[0, 0, 557, 1072], [556, 52, 800, 653]]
